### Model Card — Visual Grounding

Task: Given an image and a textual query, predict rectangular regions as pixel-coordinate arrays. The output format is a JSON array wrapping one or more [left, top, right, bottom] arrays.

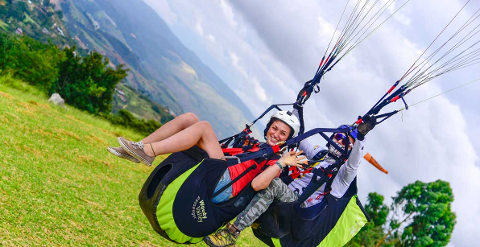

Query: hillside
[[0, 0, 175, 125], [0, 0, 72, 45], [58, 0, 257, 138], [1, 0, 259, 138], [0, 78, 263, 246], [112, 82, 174, 123]]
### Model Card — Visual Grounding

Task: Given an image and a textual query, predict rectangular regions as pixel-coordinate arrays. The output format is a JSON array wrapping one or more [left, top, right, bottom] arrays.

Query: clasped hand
[[278, 150, 308, 168]]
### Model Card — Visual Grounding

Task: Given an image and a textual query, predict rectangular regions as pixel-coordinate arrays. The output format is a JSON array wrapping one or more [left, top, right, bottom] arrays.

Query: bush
[[104, 110, 161, 136], [50, 46, 128, 114], [0, 34, 61, 91]]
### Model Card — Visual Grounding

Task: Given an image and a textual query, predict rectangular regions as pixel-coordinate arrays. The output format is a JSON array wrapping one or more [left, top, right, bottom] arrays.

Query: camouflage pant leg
[[234, 177, 298, 231]]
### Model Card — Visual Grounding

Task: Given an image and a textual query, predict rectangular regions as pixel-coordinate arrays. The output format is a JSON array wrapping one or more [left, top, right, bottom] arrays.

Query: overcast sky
[[142, 0, 479, 246]]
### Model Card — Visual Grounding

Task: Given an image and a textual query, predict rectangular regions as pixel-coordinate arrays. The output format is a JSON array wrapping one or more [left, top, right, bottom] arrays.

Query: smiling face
[[265, 120, 292, 146], [328, 133, 355, 157], [333, 133, 355, 149]]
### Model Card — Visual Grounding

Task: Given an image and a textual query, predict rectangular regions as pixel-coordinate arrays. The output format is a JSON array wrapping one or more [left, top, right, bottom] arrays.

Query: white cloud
[[195, 18, 204, 36], [230, 51, 240, 68], [220, 0, 238, 28], [207, 34, 216, 42], [251, 77, 268, 103]]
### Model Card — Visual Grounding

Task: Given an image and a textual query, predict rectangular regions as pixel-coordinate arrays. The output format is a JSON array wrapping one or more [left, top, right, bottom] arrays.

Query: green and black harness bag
[[138, 147, 255, 244]]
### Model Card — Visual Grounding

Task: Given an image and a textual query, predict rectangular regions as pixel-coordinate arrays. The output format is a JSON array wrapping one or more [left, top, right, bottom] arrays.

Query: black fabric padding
[[173, 158, 257, 237], [139, 150, 203, 244], [181, 145, 209, 161], [139, 146, 257, 242], [146, 164, 172, 199], [252, 179, 369, 247]]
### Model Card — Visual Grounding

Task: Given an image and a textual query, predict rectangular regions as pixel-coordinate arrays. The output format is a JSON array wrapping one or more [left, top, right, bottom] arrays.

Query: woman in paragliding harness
[[203, 116, 376, 247], [107, 111, 307, 203]]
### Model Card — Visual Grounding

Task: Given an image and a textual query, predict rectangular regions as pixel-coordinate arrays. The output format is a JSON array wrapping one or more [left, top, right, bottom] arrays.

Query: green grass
[[0, 19, 8, 31], [23, 13, 39, 27], [0, 77, 265, 246]]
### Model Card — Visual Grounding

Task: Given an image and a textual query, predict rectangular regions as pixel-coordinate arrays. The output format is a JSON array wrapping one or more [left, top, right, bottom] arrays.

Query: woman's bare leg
[[141, 112, 199, 144], [144, 121, 224, 159]]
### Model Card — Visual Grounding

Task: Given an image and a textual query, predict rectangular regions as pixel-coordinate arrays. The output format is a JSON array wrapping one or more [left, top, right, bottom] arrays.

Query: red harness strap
[[271, 145, 280, 153], [222, 143, 261, 156], [304, 190, 331, 205]]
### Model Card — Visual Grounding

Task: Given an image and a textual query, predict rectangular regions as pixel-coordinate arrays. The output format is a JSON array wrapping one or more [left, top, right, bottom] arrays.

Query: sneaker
[[204, 223, 240, 247], [107, 146, 140, 163], [118, 137, 155, 166]]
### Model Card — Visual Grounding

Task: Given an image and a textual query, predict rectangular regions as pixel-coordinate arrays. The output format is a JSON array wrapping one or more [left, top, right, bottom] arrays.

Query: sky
[[142, 0, 479, 246]]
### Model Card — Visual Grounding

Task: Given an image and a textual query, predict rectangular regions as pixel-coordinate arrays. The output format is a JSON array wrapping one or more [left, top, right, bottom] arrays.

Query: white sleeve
[[292, 109, 323, 159], [330, 138, 365, 198], [299, 139, 324, 160]]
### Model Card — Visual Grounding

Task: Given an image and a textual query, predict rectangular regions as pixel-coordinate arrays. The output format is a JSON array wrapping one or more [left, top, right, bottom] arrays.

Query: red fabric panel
[[228, 158, 278, 197]]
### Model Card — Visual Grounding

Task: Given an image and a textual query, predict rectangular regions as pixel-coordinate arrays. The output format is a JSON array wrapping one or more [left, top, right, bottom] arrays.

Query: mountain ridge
[[60, 0, 256, 137]]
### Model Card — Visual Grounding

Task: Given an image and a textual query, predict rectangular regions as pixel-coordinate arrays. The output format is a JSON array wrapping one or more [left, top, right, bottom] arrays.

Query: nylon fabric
[[272, 238, 282, 247], [156, 163, 203, 244], [252, 179, 370, 247], [319, 196, 368, 247], [139, 148, 258, 244], [228, 158, 277, 197]]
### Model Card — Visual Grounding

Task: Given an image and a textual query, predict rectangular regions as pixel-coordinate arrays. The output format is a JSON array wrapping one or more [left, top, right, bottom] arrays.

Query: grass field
[[0, 77, 264, 246]]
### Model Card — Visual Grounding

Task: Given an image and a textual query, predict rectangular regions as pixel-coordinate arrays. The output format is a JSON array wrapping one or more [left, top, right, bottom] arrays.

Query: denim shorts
[[212, 169, 233, 203]]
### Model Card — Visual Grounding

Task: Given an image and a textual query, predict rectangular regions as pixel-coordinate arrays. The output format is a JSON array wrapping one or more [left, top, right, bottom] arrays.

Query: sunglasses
[[334, 133, 353, 146]]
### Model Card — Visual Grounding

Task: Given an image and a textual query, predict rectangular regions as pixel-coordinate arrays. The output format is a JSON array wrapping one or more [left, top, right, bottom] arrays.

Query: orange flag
[[364, 153, 388, 174]]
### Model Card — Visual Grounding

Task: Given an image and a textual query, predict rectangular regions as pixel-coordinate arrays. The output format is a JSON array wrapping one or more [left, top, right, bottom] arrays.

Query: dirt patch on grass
[[21, 145, 44, 159], [0, 91, 13, 99], [85, 134, 108, 146], [28, 100, 51, 110], [55, 128, 81, 141], [77, 154, 93, 163]]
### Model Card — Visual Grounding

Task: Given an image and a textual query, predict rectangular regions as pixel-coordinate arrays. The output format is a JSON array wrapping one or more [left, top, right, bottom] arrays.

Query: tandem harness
[[138, 126, 358, 244], [138, 145, 278, 244]]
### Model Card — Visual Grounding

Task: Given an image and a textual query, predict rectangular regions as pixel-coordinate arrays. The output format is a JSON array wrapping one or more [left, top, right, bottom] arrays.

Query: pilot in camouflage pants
[[204, 115, 375, 247], [235, 177, 299, 230]]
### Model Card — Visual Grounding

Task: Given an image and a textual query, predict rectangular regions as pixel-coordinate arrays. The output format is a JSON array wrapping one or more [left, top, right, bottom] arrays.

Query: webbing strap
[[212, 163, 257, 198], [296, 159, 344, 204], [235, 127, 351, 164], [212, 152, 278, 198]]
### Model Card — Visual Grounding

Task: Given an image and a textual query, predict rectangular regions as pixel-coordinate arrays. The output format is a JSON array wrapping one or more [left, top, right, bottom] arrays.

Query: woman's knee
[[197, 121, 214, 133], [180, 112, 199, 126]]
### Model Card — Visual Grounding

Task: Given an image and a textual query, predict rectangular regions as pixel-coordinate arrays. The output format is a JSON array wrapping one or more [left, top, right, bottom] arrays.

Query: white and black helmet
[[264, 111, 301, 139]]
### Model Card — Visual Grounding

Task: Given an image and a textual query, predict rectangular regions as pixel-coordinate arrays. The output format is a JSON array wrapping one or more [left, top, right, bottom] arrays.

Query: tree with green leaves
[[376, 180, 456, 247], [43, 0, 51, 7], [346, 193, 390, 247], [51, 46, 129, 114], [0, 34, 61, 91]]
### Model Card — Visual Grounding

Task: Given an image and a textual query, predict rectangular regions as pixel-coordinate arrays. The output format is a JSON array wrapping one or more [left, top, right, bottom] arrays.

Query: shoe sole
[[118, 137, 153, 166], [107, 147, 140, 163], [203, 237, 235, 247]]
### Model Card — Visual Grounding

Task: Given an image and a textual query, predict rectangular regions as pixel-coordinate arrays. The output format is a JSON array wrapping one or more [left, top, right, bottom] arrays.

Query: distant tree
[[0, 3, 8, 18], [43, 0, 50, 7], [56, 10, 63, 19], [51, 46, 129, 114], [376, 180, 456, 247], [8, 7, 23, 20], [12, 1, 29, 19], [105, 109, 161, 136], [0, 35, 61, 91], [346, 193, 390, 247], [36, 11, 48, 25], [366, 192, 390, 228]]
